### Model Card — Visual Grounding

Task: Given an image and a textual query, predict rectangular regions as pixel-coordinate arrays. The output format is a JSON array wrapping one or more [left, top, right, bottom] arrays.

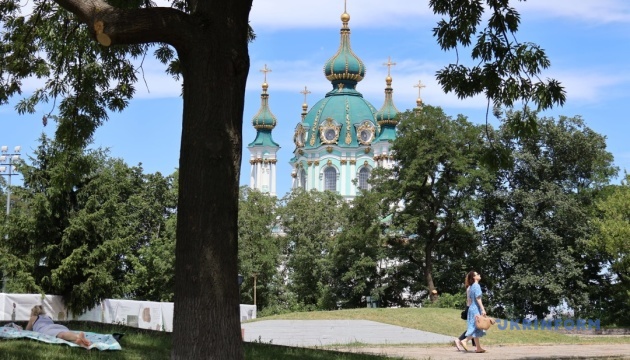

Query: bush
[[422, 292, 466, 309]]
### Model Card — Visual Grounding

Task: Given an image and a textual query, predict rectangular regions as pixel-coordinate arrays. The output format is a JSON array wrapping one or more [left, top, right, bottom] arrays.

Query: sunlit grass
[[0, 322, 400, 360], [256, 307, 630, 346]]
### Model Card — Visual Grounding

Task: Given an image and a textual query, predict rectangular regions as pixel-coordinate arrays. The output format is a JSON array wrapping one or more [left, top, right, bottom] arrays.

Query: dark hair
[[465, 271, 476, 288], [31, 305, 45, 316]]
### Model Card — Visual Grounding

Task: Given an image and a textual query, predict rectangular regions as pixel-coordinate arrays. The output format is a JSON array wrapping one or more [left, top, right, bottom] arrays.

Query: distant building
[[248, 6, 425, 200]]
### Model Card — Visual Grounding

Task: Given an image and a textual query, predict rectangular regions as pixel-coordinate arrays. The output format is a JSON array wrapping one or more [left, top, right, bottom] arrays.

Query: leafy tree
[[279, 189, 348, 310], [329, 190, 387, 308], [373, 107, 488, 300], [590, 174, 630, 325], [430, 0, 566, 133], [237, 187, 285, 311], [2, 136, 144, 308], [0, 0, 564, 357], [480, 113, 617, 319], [124, 170, 179, 302]]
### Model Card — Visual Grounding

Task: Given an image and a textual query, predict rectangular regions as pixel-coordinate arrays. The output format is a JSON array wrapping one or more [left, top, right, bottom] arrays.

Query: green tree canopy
[[481, 113, 617, 319], [329, 190, 387, 308], [373, 107, 489, 298], [591, 174, 630, 325], [237, 187, 284, 310], [278, 189, 348, 310], [1, 135, 178, 311]]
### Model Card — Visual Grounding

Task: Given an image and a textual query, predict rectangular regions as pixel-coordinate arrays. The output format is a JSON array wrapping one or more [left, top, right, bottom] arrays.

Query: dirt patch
[[333, 343, 630, 359]]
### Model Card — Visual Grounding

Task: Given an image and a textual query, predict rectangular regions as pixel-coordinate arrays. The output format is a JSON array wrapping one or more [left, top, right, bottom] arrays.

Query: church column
[[340, 152, 347, 196], [256, 156, 263, 191], [314, 157, 321, 192], [270, 159, 277, 196], [250, 157, 256, 189], [349, 158, 357, 197]]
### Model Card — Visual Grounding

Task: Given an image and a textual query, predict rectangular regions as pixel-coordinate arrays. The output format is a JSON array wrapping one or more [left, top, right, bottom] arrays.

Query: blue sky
[[2, 0, 630, 197]]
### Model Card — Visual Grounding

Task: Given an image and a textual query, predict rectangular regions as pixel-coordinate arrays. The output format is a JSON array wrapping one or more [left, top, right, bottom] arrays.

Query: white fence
[[0, 293, 256, 332]]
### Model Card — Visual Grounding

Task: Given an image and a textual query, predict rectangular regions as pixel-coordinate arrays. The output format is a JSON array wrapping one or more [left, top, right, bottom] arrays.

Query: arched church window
[[324, 167, 337, 192], [300, 169, 307, 190], [358, 167, 370, 190]]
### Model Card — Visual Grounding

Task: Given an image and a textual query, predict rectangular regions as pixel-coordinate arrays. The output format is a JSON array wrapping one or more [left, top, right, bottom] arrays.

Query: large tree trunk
[[50, 1, 252, 358], [172, 4, 251, 360]]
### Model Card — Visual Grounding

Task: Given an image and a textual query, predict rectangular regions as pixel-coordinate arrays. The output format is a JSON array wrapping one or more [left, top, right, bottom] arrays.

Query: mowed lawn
[[0, 321, 401, 360], [259, 308, 630, 346], [2, 308, 629, 359]]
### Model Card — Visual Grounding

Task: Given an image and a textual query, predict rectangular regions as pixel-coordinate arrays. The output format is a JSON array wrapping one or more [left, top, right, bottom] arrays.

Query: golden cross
[[383, 56, 396, 77], [260, 64, 272, 82], [300, 86, 312, 103], [414, 80, 426, 98]]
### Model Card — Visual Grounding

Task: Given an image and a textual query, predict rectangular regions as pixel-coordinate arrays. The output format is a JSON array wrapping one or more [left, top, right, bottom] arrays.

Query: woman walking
[[453, 272, 476, 351], [455, 271, 487, 353]]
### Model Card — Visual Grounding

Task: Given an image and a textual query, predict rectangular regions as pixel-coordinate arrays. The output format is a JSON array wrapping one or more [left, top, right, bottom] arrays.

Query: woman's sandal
[[475, 349, 487, 353], [460, 341, 469, 352], [453, 339, 464, 351]]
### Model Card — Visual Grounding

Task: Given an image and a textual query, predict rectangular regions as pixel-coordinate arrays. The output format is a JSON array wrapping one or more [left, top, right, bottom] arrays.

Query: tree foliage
[[329, 190, 387, 308], [590, 174, 630, 325], [430, 0, 566, 134], [373, 107, 488, 299], [278, 189, 348, 310], [237, 187, 285, 311], [1, 135, 178, 311], [480, 113, 617, 319]]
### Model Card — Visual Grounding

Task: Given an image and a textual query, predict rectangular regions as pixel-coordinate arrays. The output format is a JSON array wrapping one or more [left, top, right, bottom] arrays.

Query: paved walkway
[[241, 320, 453, 346], [241, 320, 630, 359]]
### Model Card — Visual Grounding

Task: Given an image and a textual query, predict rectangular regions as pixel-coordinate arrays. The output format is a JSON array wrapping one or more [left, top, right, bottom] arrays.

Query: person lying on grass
[[25, 305, 91, 348]]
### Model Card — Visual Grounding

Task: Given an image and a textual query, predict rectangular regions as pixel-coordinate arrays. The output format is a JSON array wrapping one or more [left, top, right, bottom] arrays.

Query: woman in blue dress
[[460, 270, 487, 353]]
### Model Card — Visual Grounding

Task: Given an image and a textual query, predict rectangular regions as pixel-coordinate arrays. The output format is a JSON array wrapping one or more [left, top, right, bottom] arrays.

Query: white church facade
[[247, 6, 424, 200]]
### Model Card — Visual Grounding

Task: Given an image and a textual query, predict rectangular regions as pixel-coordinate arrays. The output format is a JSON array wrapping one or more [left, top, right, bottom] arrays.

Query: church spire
[[323, 2, 365, 90], [251, 64, 277, 131], [300, 86, 311, 121], [376, 56, 400, 127], [247, 64, 279, 196], [413, 80, 426, 115]]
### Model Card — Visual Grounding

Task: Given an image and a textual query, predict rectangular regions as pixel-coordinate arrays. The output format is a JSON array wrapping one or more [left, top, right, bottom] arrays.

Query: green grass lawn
[[0, 322, 400, 360], [2, 308, 628, 359], [257, 307, 630, 346]]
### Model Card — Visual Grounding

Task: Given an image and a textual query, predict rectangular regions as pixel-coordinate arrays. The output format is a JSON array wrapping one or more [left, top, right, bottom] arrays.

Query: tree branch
[[53, 0, 193, 50]]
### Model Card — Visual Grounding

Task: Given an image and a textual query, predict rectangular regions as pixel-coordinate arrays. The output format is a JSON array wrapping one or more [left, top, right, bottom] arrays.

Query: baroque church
[[247, 6, 423, 200]]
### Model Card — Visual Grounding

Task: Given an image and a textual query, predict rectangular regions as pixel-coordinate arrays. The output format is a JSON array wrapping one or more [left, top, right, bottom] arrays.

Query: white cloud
[[549, 70, 630, 103], [515, 0, 630, 24], [250, 0, 432, 29]]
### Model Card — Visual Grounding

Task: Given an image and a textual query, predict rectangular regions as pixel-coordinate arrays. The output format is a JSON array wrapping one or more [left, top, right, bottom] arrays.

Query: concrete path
[[242, 320, 630, 359], [241, 320, 453, 346]]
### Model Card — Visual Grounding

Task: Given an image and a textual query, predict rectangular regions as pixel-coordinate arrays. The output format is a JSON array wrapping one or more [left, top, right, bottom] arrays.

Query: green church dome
[[374, 71, 400, 143], [251, 82, 277, 130], [323, 11, 365, 86], [248, 67, 279, 148], [296, 9, 377, 150], [301, 86, 378, 149]]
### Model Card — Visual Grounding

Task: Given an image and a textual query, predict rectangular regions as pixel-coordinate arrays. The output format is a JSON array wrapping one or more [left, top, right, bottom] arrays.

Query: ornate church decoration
[[319, 117, 341, 144], [355, 120, 375, 145], [345, 99, 352, 145], [294, 124, 306, 147]]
